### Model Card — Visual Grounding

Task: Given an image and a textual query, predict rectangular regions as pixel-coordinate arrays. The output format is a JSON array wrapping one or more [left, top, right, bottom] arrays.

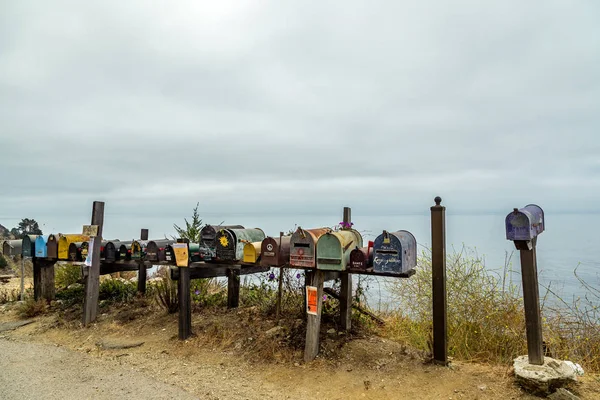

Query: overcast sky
[[1, 1, 599, 237]]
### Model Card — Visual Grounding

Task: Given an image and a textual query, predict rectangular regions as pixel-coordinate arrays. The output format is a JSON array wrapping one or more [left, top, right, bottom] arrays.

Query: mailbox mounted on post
[[243, 242, 262, 264], [349, 246, 373, 271], [22, 235, 39, 258], [35, 236, 49, 258], [119, 243, 133, 261], [46, 234, 59, 259], [373, 230, 417, 275], [316, 229, 363, 271], [58, 235, 90, 260], [200, 225, 244, 249], [68, 242, 88, 261], [215, 228, 265, 262], [144, 240, 173, 262], [505, 204, 544, 250], [131, 240, 145, 260], [2, 240, 22, 257], [103, 241, 120, 262], [289, 228, 329, 268], [260, 236, 291, 267]]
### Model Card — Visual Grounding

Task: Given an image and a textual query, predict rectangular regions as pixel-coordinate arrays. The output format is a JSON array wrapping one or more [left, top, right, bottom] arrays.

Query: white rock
[[513, 356, 577, 395]]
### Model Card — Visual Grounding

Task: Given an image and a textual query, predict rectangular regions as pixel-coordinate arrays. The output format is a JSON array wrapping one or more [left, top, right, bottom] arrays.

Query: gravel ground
[[0, 338, 200, 400]]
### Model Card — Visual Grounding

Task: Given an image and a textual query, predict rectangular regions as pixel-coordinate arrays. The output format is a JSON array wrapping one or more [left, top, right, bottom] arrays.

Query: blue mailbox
[[505, 204, 544, 242], [373, 230, 417, 274], [35, 236, 49, 258]]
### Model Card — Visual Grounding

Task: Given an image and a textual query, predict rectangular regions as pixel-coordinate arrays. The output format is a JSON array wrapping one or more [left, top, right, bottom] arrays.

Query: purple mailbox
[[505, 204, 544, 242]]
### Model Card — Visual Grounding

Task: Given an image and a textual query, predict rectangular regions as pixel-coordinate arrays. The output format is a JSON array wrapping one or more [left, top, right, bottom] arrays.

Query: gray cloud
[[1, 0, 599, 235]]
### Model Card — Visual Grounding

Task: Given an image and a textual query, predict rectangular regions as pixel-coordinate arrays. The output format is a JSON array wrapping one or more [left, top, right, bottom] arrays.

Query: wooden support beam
[[304, 270, 325, 362], [178, 266, 192, 340], [431, 196, 448, 365], [83, 201, 104, 326], [227, 268, 240, 309], [33, 258, 55, 302], [520, 242, 544, 365], [340, 206, 353, 331], [323, 287, 384, 325], [171, 265, 269, 280], [137, 228, 148, 295]]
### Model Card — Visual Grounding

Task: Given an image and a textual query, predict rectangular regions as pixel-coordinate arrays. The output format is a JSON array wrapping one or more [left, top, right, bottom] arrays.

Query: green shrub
[[55, 263, 82, 289], [17, 298, 48, 318], [191, 278, 226, 308], [99, 279, 137, 303], [55, 285, 85, 306], [155, 267, 178, 313]]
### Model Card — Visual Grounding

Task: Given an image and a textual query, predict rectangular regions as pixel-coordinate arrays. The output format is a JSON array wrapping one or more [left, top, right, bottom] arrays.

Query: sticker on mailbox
[[306, 286, 318, 315]]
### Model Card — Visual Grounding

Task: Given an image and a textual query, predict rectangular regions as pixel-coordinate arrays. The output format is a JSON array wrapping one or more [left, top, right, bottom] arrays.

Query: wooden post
[[137, 228, 148, 295], [178, 266, 192, 340], [431, 196, 448, 365], [519, 240, 544, 365], [276, 232, 284, 321], [227, 268, 240, 309], [304, 270, 325, 362], [340, 206, 352, 331], [83, 201, 104, 326], [20, 257, 25, 301]]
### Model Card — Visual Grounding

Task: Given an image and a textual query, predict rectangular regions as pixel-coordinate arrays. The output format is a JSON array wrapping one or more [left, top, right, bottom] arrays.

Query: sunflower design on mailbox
[[219, 236, 229, 247]]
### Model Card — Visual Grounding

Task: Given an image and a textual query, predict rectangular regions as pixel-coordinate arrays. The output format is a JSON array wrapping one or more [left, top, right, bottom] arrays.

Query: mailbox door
[[396, 230, 417, 273], [145, 241, 160, 262], [131, 241, 144, 260], [215, 230, 237, 261], [289, 228, 329, 268], [104, 242, 118, 262], [119, 243, 132, 261], [232, 229, 265, 261], [46, 235, 58, 259], [164, 245, 175, 264], [67, 243, 79, 261], [260, 236, 291, 267], [22, 235, 38, 257], [2, 241, 10, 256], [243, 242, 262, 263], [35, 236, 48, 258], [373, 231, 415, 274], [349, 247, 370, 271]]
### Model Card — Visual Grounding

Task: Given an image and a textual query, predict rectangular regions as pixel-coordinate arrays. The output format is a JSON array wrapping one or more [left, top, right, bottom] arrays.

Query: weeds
[[154, 267, 178, 313], [0, 288, 20, 304], [17, 298, 48, 318], [55, 263, 82, 289]]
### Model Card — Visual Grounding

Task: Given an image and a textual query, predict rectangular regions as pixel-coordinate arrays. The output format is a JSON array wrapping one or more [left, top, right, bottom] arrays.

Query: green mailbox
[[316, 229, 363, 271]]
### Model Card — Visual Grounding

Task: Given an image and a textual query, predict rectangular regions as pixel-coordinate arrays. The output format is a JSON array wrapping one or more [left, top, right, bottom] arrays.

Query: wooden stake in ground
[[83, 201, 105, 326], [340, 206, 352, 331], [137, 228, 148, 295]]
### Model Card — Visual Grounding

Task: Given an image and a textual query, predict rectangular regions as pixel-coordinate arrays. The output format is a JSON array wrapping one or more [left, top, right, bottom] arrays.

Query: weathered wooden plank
[[178, 266, 192, 340], [137, 229, 148, 295], [304, 270, 325, 362], [520, 244, 544, 365], [431, 196, 448, 366], [33, 259, 56, 302], [323, 287, 384, 325], [171, 265, 269, 280], [227, 268, 240, 309], [340, 207, 353, 331], [83, 201, 104, 326]]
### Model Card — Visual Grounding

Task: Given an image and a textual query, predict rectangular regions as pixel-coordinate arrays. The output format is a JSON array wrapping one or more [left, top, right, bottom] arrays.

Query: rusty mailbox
[[373, 230, 417, 274], [289, 228, 330, 268], [35, 236, 49, 258], [46, 234, 59, 259], [243, 242, 262, 264], [316, 229, 363, 271], [22, 235, 39, 258], [58, 235, 90, 260], [215, 228, 265, 262], [260, 236, 291, 267], [2, 240, 22, 257], [505, 204, 544, 243]]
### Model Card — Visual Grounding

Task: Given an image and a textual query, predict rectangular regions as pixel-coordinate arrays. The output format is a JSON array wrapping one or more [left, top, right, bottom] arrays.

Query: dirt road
[[0, 338, 199, 400]]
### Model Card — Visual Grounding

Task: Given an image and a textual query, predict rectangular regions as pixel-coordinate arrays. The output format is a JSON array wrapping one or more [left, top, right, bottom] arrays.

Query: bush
[[55, 285, 85, 306], [0, 254, 8, 269], [55, 263, 82, 289], [17, 298, 48, 318], [0, 288, 20, 304], [155, 267, 178, 313], [191, 278, 226, 308], [99, 279, 137, 303]]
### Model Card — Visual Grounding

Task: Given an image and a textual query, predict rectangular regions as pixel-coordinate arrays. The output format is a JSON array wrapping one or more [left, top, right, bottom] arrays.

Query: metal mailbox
[[243, 241, 262, 264], [144, 239, 173, 262], [505, 204, 544, 242], [35, 236, 49, 258], [119, 243, 133, 261], [289, 228, 330, 268], [2, 240, 22, 257], [349, 246, 373, 271], [22, 235, 39, 257], [200, 225, 244, 249], [215, 228, 265, 261], [103, 241, 121, 262], [58, 235, 90, 260], [164, 244, 175, 264], [260, 236, 291, 267], [373, 230, 417, 274], [131, 240, 145, 260], [68, 242, 89, 261], [316, 229, 363, 271], [46, 234, 59, 259], [189, 243, 203, 262]]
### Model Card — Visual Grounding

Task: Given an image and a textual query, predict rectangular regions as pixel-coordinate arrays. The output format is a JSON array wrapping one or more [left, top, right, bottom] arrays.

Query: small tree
[[173, 203, 203, 243], [11, 218, 43, 239]]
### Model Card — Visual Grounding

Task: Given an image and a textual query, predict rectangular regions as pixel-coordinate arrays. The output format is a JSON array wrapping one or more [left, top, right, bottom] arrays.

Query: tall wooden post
[[304, 269, 325, 362], [227, 268, 240, 309], [276, 232, 284, 321], [137, 228, 148, 294], [33, 258, 56, 302], [518, 239, 544, 365], [431, 196, 448, 365], [83, 201, 104, 326], [178, 266, 192, 340], [340, 206, 353, 331]]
